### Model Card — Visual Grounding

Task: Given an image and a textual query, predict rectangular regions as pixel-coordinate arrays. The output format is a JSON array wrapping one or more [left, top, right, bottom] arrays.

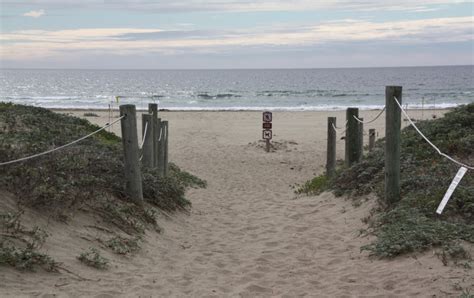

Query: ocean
[[1, 66, 472, 111]]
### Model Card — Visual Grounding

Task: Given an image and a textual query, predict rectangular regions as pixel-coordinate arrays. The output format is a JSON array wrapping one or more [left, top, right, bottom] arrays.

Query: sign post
[[262, 111, 272, 152]]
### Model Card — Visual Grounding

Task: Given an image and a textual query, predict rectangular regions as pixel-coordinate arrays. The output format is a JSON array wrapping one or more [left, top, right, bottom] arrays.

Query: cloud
[[4, 0, 473, 13], [1, 16, 472, 61], [22, 9, 45, 18]]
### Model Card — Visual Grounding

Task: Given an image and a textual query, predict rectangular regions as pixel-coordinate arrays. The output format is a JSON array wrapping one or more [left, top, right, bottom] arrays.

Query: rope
[[394, 97, 473, 170], [139, 121, 148, 149], [158, 125, 163, 141], [331, 120, 348, 132], [353, 106, 386, 124], [0, 116, 124, 166]]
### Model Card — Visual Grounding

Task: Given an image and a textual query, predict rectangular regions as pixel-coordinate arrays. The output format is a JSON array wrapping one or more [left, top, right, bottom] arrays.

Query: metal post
[[119, 105, 143, 204], [385, 86, 402, 204]]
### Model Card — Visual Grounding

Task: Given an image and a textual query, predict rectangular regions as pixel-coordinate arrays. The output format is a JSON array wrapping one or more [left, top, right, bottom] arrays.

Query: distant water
[[1, 66, 472, 111]]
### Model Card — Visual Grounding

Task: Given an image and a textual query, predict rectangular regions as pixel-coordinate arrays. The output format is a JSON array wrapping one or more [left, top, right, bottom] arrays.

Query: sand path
[[1, 110, 471, 296]]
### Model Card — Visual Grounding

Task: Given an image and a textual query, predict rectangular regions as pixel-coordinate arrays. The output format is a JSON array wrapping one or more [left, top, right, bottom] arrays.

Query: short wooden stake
[[141, 114, 154, 168], [385, 86, 403, 204], [369, 129, 376, 152], [345, 108, 361, 166], [326, 117, 336, 176], [119, 105, 143, 204], [163, 121, 169, 176], [148, 103, 159, 168]]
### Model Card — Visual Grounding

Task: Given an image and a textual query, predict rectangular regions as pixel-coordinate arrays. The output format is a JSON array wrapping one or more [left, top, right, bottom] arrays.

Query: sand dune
[[1, 109, 472, 296]]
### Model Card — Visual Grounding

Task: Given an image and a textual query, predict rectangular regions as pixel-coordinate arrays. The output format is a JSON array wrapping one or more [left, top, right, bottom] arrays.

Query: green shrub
[[300, 103, 474, 259], [77, 247, 109, 269]]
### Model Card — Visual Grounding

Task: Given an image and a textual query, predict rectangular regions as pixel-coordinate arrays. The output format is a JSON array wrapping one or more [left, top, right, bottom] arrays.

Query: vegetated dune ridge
[[1, 109, 472, 296]]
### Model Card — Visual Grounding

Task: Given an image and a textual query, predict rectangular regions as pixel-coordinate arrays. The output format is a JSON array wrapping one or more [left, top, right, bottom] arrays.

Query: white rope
[[394, 97, 474, 170], [0, 116, 124, 166], [139, 121, 148, 149], [331, 120, 348, 132], [158, 125, 163, 141], [353, 106, 386, 124], [331, 123, 348, 135]]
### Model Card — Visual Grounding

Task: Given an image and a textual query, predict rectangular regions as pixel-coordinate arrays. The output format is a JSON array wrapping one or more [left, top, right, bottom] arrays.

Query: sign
[[263, 130, 272, 140], [436, 167, 468, 214], [263, 111, 272, 122], [263, 123, 272, 129]]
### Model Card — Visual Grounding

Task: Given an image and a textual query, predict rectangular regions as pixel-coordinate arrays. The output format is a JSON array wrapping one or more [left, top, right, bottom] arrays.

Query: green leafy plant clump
[[0, 242, 58, 272], [0, 211, 58, 271], [77, 247, 109, 269], [0, 103, 205, 219], [105, 235, 141, 255], [294, 175, 329, 195], [299, 103, 474, 260], [0, 103, 206, 270]]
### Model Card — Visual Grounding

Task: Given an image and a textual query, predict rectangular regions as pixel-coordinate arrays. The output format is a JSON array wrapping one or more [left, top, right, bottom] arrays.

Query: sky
[[0, 0, 473, 69]]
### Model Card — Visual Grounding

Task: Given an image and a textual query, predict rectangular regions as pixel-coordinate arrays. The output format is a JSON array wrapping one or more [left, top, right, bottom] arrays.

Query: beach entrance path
[[130, 110, 466, 296], [1, 109, 468, 296]]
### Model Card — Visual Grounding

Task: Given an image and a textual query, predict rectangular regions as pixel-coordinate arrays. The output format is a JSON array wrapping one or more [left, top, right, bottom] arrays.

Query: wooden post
[[141, 114, 154, 168], [265, 139, 270, 153], [119, 105, 143, 204], [358, 118, 364, 160], [326, 117, 336, 176], [385, 86, 402, 204], [148, 103, 159, 168], [163, 121, 169, 176], [369, 129, 376, 152], [157, 118, 165, 177], [345, 108, 360, 166]]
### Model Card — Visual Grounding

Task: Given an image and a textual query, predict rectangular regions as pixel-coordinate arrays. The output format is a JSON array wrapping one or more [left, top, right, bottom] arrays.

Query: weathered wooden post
[[326, 117, 336, 176], [148, 103, 159, 168], [385, 86, 402, 204], [157, 118, 165, 177], [119, 105, 143, 204], [358, 118, 364, 160], [163, 121, 169, 176], [368, 129, 376, 152], [345, 108, 361, 166], [141, 114, 154, 168]]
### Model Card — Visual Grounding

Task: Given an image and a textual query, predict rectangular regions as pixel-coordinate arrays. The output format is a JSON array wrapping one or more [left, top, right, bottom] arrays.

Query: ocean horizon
[[1, 65, 472, 111]]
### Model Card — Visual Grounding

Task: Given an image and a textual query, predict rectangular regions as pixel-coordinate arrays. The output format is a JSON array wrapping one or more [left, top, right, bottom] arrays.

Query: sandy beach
[[1, 108, 472, 297]]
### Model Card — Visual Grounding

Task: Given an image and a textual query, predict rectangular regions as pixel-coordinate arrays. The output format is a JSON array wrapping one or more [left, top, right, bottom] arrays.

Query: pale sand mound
[[1, 109, 472, 296]]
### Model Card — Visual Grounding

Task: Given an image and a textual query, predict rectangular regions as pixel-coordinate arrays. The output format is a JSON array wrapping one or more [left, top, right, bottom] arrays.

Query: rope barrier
[[0, 116, 124, 167], [394, 97, 473, 170], [139, 121, 148, 149], [331, 120, 348, 132], [352, 106, 386, 124]]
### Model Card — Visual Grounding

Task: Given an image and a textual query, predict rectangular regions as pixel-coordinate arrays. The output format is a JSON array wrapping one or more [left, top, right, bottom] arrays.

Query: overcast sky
[[0, 0, 473, 69]]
